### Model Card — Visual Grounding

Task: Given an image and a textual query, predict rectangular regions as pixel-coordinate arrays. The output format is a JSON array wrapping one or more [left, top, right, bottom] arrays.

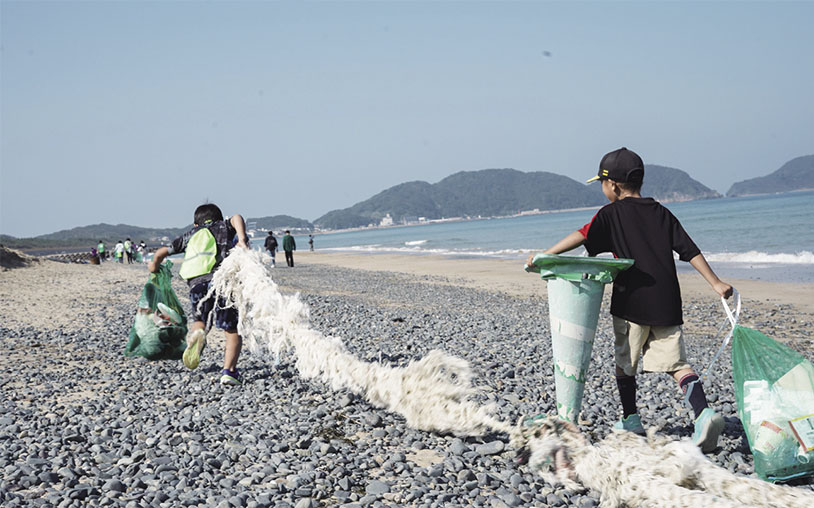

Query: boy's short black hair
[[615, 180, 643, 193], [194, 203, 224, 225]]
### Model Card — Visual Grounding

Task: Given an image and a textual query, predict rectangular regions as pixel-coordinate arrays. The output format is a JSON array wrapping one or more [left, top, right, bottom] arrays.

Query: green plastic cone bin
[[527, 254, 634, 422]]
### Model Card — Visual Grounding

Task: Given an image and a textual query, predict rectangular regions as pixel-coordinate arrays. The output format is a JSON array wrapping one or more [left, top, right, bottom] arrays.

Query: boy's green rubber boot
[[183, 329, 206, 370], [693, 408, 724, 453], [614, 414, 646, 436]]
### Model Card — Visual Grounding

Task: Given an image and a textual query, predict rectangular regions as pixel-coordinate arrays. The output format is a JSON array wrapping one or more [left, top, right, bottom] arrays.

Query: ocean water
[[274, 191, 814, 283]]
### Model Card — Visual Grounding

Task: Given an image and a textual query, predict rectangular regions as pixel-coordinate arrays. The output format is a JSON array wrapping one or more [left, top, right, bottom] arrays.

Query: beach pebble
[[365, 480, 390, 495], [476, 441, 505, 456]]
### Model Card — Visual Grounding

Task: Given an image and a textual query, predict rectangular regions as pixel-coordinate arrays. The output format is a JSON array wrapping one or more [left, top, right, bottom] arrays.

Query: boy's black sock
[[679, 373, 709, 419], [615, 375, 638, 418]]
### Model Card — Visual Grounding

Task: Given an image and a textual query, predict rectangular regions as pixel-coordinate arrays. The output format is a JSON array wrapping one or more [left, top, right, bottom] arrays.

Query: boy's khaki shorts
[[613, 316, 690, 376]]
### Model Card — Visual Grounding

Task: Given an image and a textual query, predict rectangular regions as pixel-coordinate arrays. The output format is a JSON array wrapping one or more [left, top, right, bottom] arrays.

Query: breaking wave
[[704, 251, 814, 265]]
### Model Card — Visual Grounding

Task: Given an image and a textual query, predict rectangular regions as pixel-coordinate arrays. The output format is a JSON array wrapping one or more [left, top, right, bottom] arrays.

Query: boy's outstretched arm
[[230, 214, 249, 249], [689, 253, 733, 299], [148, 246, 169, 273], [526, 231, 585, 266]]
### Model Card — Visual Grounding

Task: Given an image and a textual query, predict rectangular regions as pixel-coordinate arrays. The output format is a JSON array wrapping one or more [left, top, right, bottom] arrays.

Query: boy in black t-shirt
[[528, 147, 733, 452]]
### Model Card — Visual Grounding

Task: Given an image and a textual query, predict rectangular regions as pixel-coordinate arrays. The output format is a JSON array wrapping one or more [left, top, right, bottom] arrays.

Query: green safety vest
[[97, 243, 105, 252], [179, 227, 218, 280]]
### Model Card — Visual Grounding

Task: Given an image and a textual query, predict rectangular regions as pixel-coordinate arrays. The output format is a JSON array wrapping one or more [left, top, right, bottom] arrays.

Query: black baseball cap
[[586, 147, 644, 184]]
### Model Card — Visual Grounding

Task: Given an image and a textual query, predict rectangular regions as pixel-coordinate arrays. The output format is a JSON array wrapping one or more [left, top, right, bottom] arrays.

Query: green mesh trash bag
[[732, 324, 814, 482], [124, 261, 188, 360]]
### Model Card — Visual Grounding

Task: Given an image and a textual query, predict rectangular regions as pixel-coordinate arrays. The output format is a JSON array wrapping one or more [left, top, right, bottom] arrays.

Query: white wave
[[404, 239, 428, 246], [321, 244, 536, 259], [321, 245, 814, 267], [705, 250, 814, 265]]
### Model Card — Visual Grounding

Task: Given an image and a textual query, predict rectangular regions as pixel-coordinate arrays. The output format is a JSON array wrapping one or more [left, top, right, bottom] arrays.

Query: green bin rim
[[526, 253, 634, 282]]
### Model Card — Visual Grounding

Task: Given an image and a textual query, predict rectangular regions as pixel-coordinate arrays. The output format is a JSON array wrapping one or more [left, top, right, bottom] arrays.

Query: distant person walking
[[97, 240, 106, 262], [282, 230, 296, 267], [137, 240, 146, 263], [124, 238, 133, 264], [264, 231, 278, 267], [308, 234, 314, 251], [115, 240, 124, 263]]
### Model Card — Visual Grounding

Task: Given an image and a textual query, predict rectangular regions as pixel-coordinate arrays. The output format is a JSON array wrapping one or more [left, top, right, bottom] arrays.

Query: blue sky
[[2, 1, 812, 237]]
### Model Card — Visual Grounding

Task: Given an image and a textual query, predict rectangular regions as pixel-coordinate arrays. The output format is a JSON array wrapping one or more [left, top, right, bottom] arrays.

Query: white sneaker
[[183, 329, 206, 370]]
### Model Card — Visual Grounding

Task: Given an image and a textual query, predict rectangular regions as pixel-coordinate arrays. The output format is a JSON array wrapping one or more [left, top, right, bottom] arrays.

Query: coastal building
[[380, 214, 394, 227]]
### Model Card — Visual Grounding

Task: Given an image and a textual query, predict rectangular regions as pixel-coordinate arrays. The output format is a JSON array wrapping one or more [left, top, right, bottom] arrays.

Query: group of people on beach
[[147, 146, 734, 453], [93, 239, 147, 264], [262, 230, 304, 268]]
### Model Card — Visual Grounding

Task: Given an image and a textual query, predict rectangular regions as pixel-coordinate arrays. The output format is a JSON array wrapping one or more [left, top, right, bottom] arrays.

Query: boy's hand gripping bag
[[124, 261, 188, 360], [732, 323, 814, 482]]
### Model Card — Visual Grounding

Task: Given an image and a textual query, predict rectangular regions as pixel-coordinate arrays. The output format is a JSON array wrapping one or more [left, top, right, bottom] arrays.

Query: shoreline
[[294, 251, 814, 324]]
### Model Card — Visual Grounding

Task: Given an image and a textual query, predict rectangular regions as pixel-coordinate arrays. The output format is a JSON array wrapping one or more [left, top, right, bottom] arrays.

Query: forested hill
[[727, 155, 814, 197], [1, 215, 315, 250], [314, 169, 604, 229], [314, 166, 720, 230], [643, 165, 721, 202]]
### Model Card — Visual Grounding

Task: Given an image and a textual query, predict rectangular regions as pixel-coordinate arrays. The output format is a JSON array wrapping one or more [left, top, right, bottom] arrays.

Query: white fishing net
[[207, 248, 512, 436]]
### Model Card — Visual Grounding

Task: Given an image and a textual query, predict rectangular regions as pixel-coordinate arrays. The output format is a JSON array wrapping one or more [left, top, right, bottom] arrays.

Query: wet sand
[[295, 251, 814, 319]]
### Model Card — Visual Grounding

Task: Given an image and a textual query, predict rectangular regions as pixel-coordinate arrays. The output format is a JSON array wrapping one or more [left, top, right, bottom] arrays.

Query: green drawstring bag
[[125, 261, 188, 360], [732, 325, 814, 482]]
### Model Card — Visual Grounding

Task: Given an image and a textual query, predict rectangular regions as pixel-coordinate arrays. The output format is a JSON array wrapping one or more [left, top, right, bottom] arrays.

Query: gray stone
[[294, 499, 313, 508], [449, 439, 468, 456], [365, 480, 390, 495], [475, 441, 505, 456], [38, 472, 60, 484]]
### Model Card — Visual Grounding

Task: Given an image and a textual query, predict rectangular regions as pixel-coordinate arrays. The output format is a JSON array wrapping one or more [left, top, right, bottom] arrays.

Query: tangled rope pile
[[208, 248, 512, 436], [512, 416, 813, 508]]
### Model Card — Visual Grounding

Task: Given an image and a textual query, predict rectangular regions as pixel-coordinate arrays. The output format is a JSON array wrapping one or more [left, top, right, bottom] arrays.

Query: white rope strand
[[208, 248, 512, 436]]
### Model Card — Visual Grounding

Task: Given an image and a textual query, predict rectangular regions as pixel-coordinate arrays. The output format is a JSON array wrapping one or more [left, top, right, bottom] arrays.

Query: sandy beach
[[295, 251, 814, 345], [296, 251, 814, 309], [2, 249, 813, 506]]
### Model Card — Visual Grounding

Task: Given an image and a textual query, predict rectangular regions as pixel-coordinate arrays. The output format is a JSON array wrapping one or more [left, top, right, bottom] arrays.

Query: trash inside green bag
[[125, 261, 187, 360], [732, 325, 814, 482]]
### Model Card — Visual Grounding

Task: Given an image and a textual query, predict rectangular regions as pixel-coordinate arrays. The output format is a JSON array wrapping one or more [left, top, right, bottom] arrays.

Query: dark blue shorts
[[189, 281, 239, 332]]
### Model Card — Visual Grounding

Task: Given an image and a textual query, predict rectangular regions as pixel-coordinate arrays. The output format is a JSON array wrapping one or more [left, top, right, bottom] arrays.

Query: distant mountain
[[643, 165, 721, 201], [314, 166, 721, 230], [2, 215, 314, 250], [314, 169, 606, 230], [35, 223, 188, 243], [727, 155, 814, 197], [0, 223, 190, 250], [250, 215, 314, 233]]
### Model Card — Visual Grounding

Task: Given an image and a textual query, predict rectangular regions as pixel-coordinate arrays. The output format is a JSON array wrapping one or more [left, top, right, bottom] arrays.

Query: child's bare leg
[[671, 367, 695, 384], [223, 330, 242, 371]]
